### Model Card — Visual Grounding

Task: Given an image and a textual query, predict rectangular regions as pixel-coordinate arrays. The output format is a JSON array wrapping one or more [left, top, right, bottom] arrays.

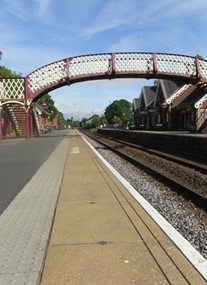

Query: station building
[[132, 80, 207, 133]]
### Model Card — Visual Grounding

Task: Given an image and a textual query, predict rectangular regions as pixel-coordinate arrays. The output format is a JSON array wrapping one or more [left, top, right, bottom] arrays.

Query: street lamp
[[0, 51, 2, 60]]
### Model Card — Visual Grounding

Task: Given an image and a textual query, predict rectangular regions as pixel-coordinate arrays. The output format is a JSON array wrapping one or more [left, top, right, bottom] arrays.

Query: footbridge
[[0, 52, 207, 139]]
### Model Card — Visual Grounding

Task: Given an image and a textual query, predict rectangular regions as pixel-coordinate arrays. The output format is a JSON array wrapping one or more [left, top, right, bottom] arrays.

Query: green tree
[[0, 66, 22, 78], [36, 94, 69, 128], [36, 94, 58, 116], [81, 117, 88, 128], [100, 115, 107, 126], [57, 111, 65, 127], [91, 114, 101, 128], [72, 120, 80, 128], [104, 99, 133, 125]]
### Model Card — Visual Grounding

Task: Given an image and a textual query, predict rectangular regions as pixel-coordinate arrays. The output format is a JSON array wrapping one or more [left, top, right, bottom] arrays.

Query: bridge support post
[[25, 108, 30, 139], [25, 108, 34, 139], [24, 78, 32, 139]]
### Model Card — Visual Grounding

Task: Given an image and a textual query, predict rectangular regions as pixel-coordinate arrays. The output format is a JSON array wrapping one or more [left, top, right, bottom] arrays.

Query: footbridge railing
[[25, 52, 207, 100], [0, 53, 207, 101], [1, 52, 207, 139]]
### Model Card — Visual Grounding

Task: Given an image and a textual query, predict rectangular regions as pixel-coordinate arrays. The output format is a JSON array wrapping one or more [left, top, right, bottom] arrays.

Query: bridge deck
[[40, 131, 206, 285]]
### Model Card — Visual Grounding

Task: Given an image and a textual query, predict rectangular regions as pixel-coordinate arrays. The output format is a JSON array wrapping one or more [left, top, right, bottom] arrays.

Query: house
[[132, 79, 207, 132], [33, 103, 58, 134], [132, 98, 141, 129], [154, 79, 185, 130], [133, 84, 156, 129], [171, 85, 207, 131]]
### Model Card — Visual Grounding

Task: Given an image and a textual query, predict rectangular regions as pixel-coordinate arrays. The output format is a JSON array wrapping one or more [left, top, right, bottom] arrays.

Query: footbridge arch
[[25, 52, 207, 100], [1, 52, 207, 139]]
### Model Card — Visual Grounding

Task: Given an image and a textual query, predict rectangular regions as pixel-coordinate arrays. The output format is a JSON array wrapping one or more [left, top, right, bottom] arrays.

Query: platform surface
[[39, 131, 207, 285], [0, 133, 70, 284]]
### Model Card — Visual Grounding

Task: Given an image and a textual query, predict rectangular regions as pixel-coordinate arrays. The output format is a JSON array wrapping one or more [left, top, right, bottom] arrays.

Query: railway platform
[[40, 131, 206, 284], [97, 128, 207, 159], [0, 130, 206, 284]]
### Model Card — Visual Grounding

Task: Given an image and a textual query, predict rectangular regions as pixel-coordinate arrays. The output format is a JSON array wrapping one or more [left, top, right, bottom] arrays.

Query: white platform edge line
[[80, 132, 207, 281]]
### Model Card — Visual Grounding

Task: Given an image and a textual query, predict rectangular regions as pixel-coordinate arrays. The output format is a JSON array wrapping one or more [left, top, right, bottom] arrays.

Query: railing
[[32, 106, 41, 136], [196, 108, 207, 132], [25, 52, 207, 99], [0, 78, 25, 100], [5, 104, 22, 137]]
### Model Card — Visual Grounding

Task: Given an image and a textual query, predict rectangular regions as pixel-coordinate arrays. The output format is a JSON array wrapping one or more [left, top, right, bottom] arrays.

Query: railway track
[[81, 130, 207, 210]]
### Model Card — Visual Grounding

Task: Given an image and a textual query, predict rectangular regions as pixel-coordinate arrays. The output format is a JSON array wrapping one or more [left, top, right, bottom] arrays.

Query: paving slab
[[59, 181, 118, 204], [41, 242, 170, 285], [49, 203, 140, 245], [40, 134, 207, 285]]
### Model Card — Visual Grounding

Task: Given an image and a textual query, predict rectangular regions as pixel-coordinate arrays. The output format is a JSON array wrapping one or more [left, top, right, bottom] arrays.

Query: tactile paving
[[0, 138, 69, 284]]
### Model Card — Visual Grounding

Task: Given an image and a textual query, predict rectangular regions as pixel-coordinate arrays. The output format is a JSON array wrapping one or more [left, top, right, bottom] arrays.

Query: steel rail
[[106, 137, 207, 174], [82, 131, 207, 209]]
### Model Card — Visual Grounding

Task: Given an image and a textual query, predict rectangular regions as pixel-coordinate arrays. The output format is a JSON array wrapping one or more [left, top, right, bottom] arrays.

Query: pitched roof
[[142, 86, 156, 108], [171, 84, 197, 108], [132, 98, 141, 110], [160, 79, 185, 99], [177, 87, 207, 108]]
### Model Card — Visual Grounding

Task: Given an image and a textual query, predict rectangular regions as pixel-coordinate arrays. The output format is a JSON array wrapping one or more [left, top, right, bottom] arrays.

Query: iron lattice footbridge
[[0, 52, 207, 138]]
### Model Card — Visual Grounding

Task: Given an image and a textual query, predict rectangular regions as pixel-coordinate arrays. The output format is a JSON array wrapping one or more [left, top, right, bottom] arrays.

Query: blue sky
[[1, 0, 207, 120]]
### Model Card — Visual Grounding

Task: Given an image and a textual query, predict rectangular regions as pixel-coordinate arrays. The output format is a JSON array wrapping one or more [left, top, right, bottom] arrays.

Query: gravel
[[84, 135, 207, 260]]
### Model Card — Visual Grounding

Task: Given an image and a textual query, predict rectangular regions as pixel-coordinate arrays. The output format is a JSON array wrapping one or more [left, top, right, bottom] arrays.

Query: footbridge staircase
[[3, 103, 41, 138], [196, 107, 207, 133], [4, 104, 25, 137]]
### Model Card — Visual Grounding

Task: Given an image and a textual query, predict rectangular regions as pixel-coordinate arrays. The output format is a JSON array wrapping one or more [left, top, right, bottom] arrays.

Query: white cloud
[[34, 0, 51, 18], [82, 18, 126, 39], [2, 0, 30, 20], [3, 0, 51, 20], [63, 108, 104, 121], [82, 0, 137, 39]]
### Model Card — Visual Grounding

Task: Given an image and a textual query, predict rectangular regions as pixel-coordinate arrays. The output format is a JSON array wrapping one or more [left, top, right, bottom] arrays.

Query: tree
[[72, 120, 80, 128], [104, 99, 133, 125], [36, 94, 70, 128], [57, 111, 65, 127], [0, 66, 22, 78], [91, 114, 101, 128], [100, 115, 107, 126], [36, 94, 58, 116]]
